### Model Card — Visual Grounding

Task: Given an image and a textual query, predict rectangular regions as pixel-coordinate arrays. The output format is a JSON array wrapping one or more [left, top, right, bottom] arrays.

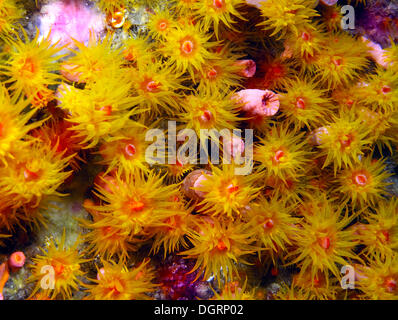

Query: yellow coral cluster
[[0, 0, 397, 301]]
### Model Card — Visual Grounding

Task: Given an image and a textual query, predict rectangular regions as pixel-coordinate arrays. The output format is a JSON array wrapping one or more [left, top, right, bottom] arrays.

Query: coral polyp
[[81, 197, 136, 262], [150, 196, 194, 258], [254, 125, 312, 183], [129, 61, 184, 116], [181, 217, 258, 284], [287, 200, 358, 285], [121, 34, 153, 67], [278, 77, 331, 130], [0, 141, 72, 208], [320, 4, 344, 32], [257, 0, 319, 39], [284, 22, 326, 65], [248, 196, 298, 263], [98, 123, 152, 173], [147, 10, 176, 40], [250, 56, 298, 91], [195, 54, 245, 94], [357, 68, 398, 112], [58, 76, 141, 148], [312, 33, 370, 89], [212, 279, 256, 300], [87, 168, 181, 244], [315, 111, 372, 173], [85, 259, 157, 300], [356, 199, 398, 259], [334, 156, 391, 208], [194, 164, 261, 219]]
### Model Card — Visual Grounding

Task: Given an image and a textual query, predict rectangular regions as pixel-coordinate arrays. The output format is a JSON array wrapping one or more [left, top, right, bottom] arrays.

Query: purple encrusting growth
[[357, 0, 398, 48], [155, 256, 215, 300]]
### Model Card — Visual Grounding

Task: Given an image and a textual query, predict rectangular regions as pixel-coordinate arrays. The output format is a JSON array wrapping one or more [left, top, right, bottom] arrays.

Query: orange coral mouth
[[126, 200, 145, 213], [157, 19, 169, 31], [381, 85, 392, 94]]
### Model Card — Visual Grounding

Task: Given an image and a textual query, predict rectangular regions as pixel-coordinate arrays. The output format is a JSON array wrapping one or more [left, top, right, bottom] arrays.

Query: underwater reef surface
[[0, 0, 398, 300], [357, 0, 398, 48]]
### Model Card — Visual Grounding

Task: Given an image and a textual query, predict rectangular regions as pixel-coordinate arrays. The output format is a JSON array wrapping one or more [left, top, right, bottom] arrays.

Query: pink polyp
[[362, 36, 390, 69], [233, 89, 279, 118], [260, 91, 280, 116], [233, 89, 265, 113]]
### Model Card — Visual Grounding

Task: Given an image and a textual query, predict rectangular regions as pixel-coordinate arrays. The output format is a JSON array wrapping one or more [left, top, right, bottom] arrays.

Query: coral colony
[[0, 0, 398, 301]]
